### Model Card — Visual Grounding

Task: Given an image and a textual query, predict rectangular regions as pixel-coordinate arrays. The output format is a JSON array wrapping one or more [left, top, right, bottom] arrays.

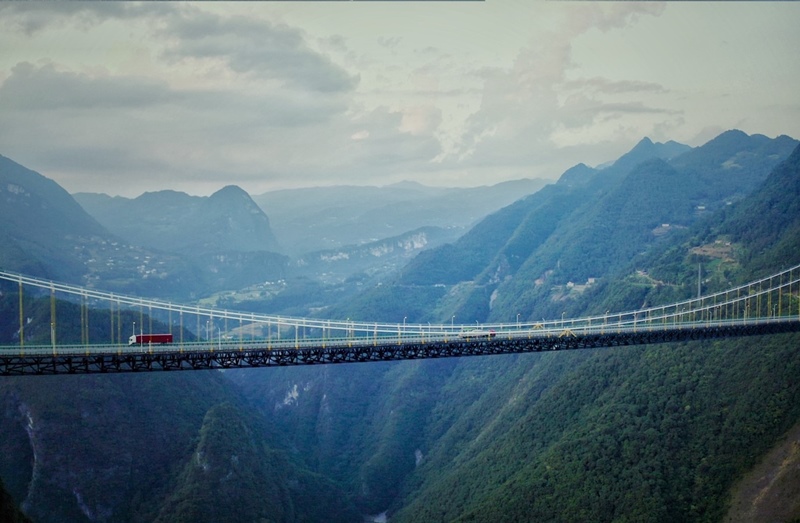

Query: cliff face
[[0, 373, 240, 522], [154, 403, 296, 523], [0, 373, 361, 523], [725, 420, 800, 523]]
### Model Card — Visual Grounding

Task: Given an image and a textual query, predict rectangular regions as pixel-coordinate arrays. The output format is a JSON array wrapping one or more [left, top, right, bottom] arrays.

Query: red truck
[[128, 333, 173, 345]]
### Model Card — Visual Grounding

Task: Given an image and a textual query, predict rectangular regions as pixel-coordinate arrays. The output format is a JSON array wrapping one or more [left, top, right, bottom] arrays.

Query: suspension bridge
[[1, 265, 799, 376]]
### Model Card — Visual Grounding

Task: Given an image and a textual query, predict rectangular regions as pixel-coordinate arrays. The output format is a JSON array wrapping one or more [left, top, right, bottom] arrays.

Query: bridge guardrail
[[2, 316, 797, 358]]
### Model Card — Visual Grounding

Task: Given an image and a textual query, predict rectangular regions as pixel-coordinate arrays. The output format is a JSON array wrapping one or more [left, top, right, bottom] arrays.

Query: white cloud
[[157, 7, 359, 93], [0, 61, 174, 110], [0, 2, 150, 34], [0, 1, 797, 196], [449, 4, 671, 175], [399, 106, 442, 136]]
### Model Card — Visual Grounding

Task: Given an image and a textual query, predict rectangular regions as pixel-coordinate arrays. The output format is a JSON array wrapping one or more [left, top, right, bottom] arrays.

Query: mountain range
[[0, 154, 110, 282], [72, 175, 548, 295], [0, 157, 288, 298], [74, 186, 280, 254], [226, 133, 800, 522], [334, 130, 798, 325], [1, 129, 800, 522], [252, 178, 549, 256]]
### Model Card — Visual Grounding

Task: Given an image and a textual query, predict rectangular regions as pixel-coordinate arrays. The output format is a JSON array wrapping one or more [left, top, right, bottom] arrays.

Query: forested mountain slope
[[579, 140, 800, 321], [0, 154, 112, 282], [1, 133, 798, 523], [226, 136, 800, 522], [0, 287, 358, 522], [394, 136, 692, 289], [0, 300, 359, 523], [333, 131, 797, 326], [393, 334, 800, 523], [396, 142, 800, 523], [0, 153, 288, 298]]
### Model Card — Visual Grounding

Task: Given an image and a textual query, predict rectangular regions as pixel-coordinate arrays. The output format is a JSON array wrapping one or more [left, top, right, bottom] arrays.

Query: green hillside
[[394, 334, 800, 522], [1, 132, 799, 522], [489, 133, 798, 323], [225, 136, 800, 521], [392, 142, 800, 521], [0, 299, 360, 523], [154, 403, 359, 523], [336, 131, 797, 326]]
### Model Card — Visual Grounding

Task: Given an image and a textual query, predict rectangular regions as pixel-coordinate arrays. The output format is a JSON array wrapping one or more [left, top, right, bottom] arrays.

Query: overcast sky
[[1, 1, 798, 197]]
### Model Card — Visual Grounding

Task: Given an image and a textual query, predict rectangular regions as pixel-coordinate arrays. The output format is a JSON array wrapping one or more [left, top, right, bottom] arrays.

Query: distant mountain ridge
[[75, 185, 280, 254], [253, 178, 550, 256], [75, 179, 550, 288], [0, 155, 286, 297], [607, 136, 692, 174], [334, 130, 798, 325], [0, 154, 112, 281], [293, 226, 458, 283]]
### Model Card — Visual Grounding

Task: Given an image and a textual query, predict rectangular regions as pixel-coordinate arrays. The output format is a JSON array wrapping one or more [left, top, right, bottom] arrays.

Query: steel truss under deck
[[2, 321, 798, 376]]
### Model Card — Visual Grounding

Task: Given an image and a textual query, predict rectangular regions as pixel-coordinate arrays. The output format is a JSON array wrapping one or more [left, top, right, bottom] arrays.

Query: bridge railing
[[1, 263, 799, 352], [2, 315, 797, 358]]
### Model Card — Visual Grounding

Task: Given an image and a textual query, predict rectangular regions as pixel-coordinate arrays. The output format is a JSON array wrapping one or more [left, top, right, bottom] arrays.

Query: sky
[[1, 1, 798, 198]]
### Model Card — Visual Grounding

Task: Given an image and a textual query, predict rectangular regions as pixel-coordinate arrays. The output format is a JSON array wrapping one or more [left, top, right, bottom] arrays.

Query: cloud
[[319, 34, 348, 55], [0, 62, 174, 110], [563, 2, 666, 35], [0, 61, 346, 123], [0, 2, 153, 34], [330, 107, 443, 173], [0, 3, 359, 94], [157, 7, 359, 93], [0, 58, 440, 196], [378, 36, 402, 50], [399, 106, 442, 136], [449, 3, 669, 176], [2, 1, 796, 197], [0, 60, 356, 195], [556, 93, 680, 130], [564, 77, 668, 95]]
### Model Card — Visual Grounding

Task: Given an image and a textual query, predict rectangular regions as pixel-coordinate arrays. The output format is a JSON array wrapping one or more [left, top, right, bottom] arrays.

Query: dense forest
[[1, 133, 799, 522]]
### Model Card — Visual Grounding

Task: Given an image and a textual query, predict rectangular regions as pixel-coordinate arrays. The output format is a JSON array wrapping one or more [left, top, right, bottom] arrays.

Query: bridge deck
[[2, 319, 798, 376]]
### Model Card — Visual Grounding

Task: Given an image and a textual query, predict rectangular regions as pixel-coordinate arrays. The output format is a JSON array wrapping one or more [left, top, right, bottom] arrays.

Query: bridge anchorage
[[1, 265, 799, 376]]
